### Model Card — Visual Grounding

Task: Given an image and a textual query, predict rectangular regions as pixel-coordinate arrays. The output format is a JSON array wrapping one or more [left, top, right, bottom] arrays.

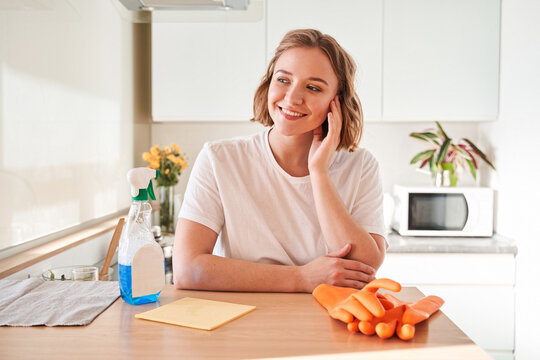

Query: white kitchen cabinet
[[266, 0, 383, 121], [152, 1, 265, 121], [377, 252, 515, 360], [383, 0, 500, 121], [152, 0, 501, 122]]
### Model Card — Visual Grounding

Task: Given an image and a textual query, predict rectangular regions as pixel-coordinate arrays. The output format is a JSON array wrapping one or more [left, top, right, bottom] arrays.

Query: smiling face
[[267, 47, 339, 137]]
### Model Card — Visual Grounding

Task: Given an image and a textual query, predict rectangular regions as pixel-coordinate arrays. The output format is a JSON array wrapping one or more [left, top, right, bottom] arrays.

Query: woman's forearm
[[173, 218, 378, 292], [173, 253, 306, 292], [310, 172, 385, 269]]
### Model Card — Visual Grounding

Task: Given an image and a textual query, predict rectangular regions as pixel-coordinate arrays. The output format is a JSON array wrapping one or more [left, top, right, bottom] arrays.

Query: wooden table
[[0, 285, 490, 359]]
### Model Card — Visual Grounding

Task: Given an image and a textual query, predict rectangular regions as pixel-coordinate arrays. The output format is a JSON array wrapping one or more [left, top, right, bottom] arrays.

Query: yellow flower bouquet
[[142, 143, 188, 187], [142, 143, 188, 234]]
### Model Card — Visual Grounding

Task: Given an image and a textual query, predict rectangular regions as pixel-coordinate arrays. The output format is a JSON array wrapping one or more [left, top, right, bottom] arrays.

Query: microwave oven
[[392, 185, 494, 237]]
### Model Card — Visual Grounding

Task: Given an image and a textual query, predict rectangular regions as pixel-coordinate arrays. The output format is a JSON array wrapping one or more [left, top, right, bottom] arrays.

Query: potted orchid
[[409, 122, 495, 186]]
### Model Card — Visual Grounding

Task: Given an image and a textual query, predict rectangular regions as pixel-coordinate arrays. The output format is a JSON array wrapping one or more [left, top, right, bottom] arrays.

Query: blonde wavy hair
[[251, 29, 363, 151]]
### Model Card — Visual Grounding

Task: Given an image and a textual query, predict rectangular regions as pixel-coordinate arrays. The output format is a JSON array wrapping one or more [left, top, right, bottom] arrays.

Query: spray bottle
[[118, 167, 165, 305]]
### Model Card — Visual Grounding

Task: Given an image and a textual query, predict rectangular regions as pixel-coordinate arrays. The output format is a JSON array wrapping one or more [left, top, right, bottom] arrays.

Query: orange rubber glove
[[312, 284, 358, 323], [313, 279, 444, 340], [355, 292, 444, 340], [313, 278, 401, 323]]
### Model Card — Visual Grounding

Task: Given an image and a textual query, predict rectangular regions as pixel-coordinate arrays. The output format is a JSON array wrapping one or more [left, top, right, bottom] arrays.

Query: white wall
[[480, 1, 540, 359], [152, 121, 483, 196]]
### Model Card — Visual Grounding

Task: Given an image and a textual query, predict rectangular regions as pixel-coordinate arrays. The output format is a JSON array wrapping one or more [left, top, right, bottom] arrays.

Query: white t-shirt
[[179, 128, 385, 266]]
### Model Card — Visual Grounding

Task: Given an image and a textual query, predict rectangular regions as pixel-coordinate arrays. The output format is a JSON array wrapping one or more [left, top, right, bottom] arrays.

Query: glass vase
[[159, 185, 175, 235]]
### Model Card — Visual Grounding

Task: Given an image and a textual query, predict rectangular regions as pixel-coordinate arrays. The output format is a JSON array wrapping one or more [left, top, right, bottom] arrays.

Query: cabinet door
[[377, 253, 515, 286], [418, 285, 514, 353], [267, 0, 383, 121], [377, 252, 515, 354], [383, 0, 500, 121], [152, 1, 265, 121]]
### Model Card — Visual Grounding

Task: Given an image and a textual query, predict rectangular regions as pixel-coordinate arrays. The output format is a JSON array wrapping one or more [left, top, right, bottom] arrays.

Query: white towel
[[0, 278, 120, 326]]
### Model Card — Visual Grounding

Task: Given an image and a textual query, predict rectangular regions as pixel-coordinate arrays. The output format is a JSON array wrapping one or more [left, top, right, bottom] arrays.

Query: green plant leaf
[[409, 132, 433, 144], [418, 131, 440, 143], [460, 144, 478, 168], [436, 138, 451, 165], [436, 121, 449, 140], [463, 138, 496, 170], [420, 132, 442, 146], [409, 132, 441, 147], [452, 144, 472, 160], [429, 153, 437, 176], [466, 159, 477, 180], [410, 149, 435, 164], [420, 132, 439, 139]]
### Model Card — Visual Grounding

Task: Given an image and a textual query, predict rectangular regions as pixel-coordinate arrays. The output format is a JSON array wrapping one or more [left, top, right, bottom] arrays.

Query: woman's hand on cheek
[[308, 96, 343, 175]]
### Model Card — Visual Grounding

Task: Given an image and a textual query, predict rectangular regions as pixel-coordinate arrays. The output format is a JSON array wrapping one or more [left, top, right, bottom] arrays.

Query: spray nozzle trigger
[[148, 180, 156, 200], [127, 167, 158, 201], [147, 169, 159, 200]]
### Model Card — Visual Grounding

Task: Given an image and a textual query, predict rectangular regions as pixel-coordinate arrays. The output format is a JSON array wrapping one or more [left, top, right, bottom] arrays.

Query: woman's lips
[[279, 106, 306, 121]]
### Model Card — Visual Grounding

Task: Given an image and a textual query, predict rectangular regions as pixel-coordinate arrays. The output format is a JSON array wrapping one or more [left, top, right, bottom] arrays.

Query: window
[[0, 0, 135, 251]]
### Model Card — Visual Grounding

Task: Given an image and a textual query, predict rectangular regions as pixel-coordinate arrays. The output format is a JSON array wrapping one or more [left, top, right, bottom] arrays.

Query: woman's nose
[[284, 84, 303, 105]]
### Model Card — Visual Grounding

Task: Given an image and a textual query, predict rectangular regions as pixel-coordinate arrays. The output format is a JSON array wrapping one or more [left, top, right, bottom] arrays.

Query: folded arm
[[311, 172, 386, 270], [173, 218, 376, 292]]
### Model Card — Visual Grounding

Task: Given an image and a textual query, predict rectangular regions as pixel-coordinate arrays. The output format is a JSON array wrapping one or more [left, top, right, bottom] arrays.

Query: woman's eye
[[307, 85, 321, 92], [276, 77, 289, 84]]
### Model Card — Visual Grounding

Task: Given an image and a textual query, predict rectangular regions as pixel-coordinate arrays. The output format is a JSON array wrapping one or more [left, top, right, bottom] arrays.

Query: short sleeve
[[351, 151, 386, 239], [178, 143, 224, 235]]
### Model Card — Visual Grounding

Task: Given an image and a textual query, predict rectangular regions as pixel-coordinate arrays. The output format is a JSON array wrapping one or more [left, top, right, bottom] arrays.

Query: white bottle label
[[131, 244, 165, 297]]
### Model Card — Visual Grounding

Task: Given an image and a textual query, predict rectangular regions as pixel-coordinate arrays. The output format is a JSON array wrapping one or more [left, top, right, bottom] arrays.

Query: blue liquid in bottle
[[119, 262, 165, 305]]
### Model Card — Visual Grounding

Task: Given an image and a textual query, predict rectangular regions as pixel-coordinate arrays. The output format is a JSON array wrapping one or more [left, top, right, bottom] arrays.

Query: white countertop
[[386, 232, 517, 254]]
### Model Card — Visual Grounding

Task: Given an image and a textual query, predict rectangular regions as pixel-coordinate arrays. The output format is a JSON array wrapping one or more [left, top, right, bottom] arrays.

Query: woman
[[173, 29, 386, 292]]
